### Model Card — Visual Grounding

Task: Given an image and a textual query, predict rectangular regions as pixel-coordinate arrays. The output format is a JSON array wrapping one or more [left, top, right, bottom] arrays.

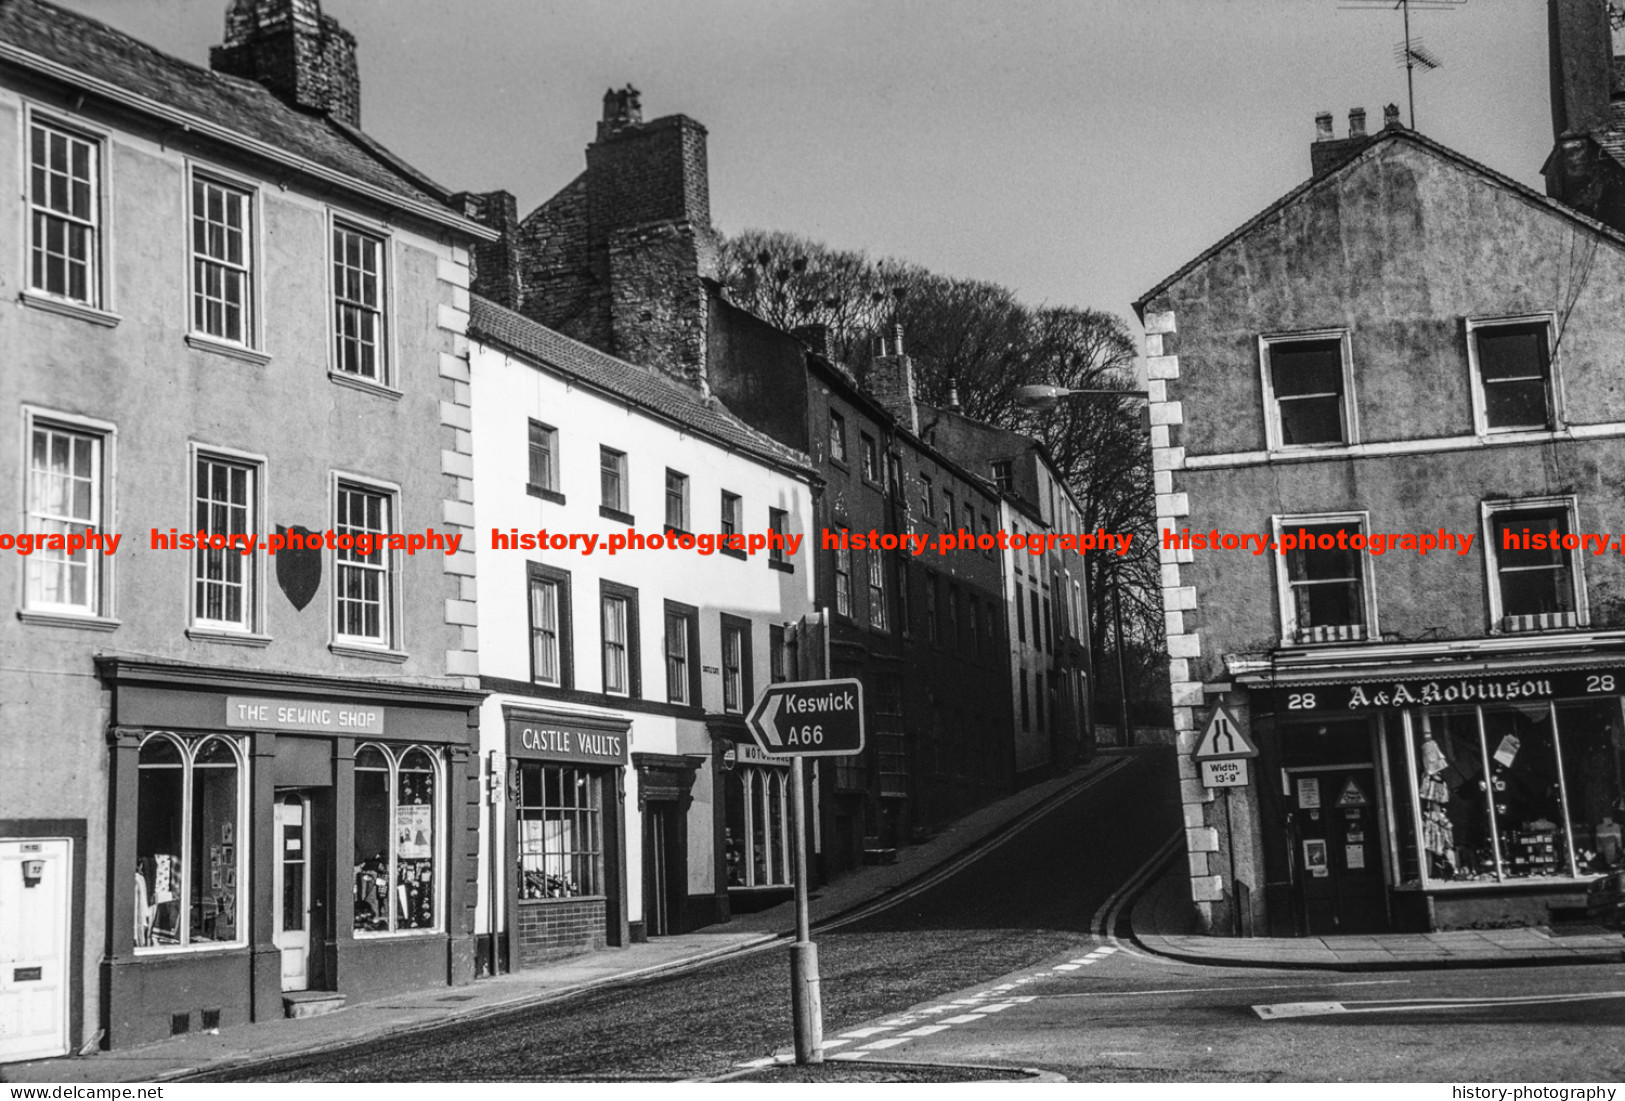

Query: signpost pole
[[788, 755, 823, 1064]]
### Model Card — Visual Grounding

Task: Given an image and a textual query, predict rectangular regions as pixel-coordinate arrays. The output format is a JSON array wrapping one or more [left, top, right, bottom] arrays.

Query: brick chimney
[[868, 323, 918, 435], [451, 189, 521, 310], [211, 0, 360, 127], [1310, 107, 1377, 177]]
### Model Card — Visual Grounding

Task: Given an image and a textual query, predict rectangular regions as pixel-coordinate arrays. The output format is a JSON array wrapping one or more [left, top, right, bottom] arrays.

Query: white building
[[466, 297, 818, 969]]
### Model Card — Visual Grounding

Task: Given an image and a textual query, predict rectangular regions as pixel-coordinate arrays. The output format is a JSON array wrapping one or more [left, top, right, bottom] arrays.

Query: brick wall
[[514, 898, 608, 968], [517, 174, 608, 349]]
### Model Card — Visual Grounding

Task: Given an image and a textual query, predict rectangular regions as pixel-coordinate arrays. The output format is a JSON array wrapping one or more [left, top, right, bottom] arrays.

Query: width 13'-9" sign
[[1272, 668, 1625, 714], [746, 678, 865, 757]]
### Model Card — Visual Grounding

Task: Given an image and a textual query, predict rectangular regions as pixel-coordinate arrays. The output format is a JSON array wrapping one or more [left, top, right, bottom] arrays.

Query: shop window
[[332, 223, 387, 383], [136, 734, 244, 950], [29, 116, 102, 306], [516, 763, 602, 898], [1469, 316, 1555, 433], [193, 453, 258, 631], [1406, 701, 1624, 884], [1485, 501, 1583, 632], [527, 420, 559, 497], [725, 767, 790, 888], [1277, 516, 1373, 644], [722, 613, 752, 714], [1261, 332, 1354, 449], [833, 544, 852, 619], [353, 744, 440, 933], [25, 419, 107, 615], [867, 550, 888, 632], [333, 482, 395, 646]]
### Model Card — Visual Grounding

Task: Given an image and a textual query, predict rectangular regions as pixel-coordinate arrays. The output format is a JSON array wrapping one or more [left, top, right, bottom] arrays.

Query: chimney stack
[[598, 85, 644, 141], [868, 323, 918, 434], [945, 377, 963, 414], [1348, 107, 1367, 138], [1548, 0, 1613, 141], [211, 0, 360, 127], [451, 189, 521, 310], [1314, 111, 1334, 142], [1383, 103, 1402, 130], [1310, 107, 1376, 177]]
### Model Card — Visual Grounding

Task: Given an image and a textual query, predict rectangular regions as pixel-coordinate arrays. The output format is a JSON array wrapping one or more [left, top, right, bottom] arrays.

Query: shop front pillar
[[250, 732, 281, 1022], [446, 741, 476, 985], [101, 725, 144, 1047], [329, 737, 355, 989]]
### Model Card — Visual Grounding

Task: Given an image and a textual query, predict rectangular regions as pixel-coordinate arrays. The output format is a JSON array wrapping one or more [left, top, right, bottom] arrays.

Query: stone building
[[1139, 0, 1625, 936], [0, 0, 490, 1057]]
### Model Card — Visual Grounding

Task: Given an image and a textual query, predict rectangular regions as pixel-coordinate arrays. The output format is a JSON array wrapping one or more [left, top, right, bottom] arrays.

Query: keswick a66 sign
[[746, 678, 866, 757]]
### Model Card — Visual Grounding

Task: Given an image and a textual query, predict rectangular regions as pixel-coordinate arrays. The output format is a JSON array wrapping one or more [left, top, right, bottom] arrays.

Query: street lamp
[[1014, 382, 1150, 748]]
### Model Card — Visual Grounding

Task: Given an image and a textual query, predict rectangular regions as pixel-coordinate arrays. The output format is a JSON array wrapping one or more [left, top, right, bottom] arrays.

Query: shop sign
[[736, 742, 790, 768], [1201, 758, 1250, 788], [225, 696, 383, 735], [504, 714, 629, 766], [1272, 668, 1624, 714]]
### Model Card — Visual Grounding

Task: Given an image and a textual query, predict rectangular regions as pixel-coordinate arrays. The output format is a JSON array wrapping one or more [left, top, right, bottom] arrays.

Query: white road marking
[[1254, 990, 1625, 1020], [820, 1039, 853, 1049], [900, 1024, 952, 1037], [861, 1037, 914, 1050], [840, 1026, 894, 1038], [942, 1013, 987, 1024], [1055, 964, 1081, 971], [1037, 978, 1410, 1000]]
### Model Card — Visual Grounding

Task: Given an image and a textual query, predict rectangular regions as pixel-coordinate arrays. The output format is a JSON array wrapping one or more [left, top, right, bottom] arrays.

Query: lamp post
[[1013, 383, 1149, 747]]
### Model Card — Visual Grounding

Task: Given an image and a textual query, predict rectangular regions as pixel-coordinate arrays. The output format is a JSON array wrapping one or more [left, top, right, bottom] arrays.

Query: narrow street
[[210, 750, 1181, 1081]]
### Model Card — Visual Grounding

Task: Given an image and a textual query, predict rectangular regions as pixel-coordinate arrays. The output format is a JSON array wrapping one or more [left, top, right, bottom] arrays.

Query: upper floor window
[[829, 409, 848, 464], [528, 421, 559, 497], [722, 614, 752, 714], [28, 118, 101, 306], [1275, 514, 1374, 644], [867, 549, 888, 632], [333, 224, 386, 382], [334, 482, 396, 646], [191, 176, 254, 345], [861, 434, 879, 483], [769, 507, 790, 570], [529, 563, 572, 687], [834, 544, 853, 619], [25, 418, 107, 616], [193, 453, 258, 632], [921, 475, 935, 521], [665, 469, 689, 532], [991, 461, 1013, 493], [1469, 316, 1556, 433], [1261, 332, 1355, 450], [886, 453, 903, 498], [664, 603, 698, 705], [769, 623, 788, 683], [1484, 499, 1584, 633], [600, 447, 628, 516], [721, 491, 742, 537], [944, 491, 957, 531]]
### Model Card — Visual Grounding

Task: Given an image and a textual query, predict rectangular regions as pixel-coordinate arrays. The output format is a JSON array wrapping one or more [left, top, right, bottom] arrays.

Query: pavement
[[3, 753, 1132, 1084], [1127, 842, 1625, 971]]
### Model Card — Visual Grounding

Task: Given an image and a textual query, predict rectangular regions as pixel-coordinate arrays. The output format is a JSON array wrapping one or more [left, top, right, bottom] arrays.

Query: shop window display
[[135, 733, 243, 950], [725, 766, 790, 888], [354, 744, 440, 933], [1412, 710, 1497, 882], [1556, 699, 1625, 873], [517, 763, 602, 898]]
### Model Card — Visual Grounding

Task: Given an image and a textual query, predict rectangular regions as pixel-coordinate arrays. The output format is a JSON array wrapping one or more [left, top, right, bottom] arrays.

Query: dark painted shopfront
[[99, 658, 483, 1049], [1246, 659, 1625, 936], [502, 709, 630, 968]]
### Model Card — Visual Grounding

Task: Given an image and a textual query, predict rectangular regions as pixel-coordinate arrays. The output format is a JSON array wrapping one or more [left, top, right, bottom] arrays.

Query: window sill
[[186, 333, 271, 367], [19, 290, 121, 328], [187, 626, 272, 647], [600, 506, 635, 525], [526, 485, 566, 505], [328, 370, 402, 401], [133, 942, 248, 957], [329, 641, 409, 663], [16, 608, 120, 631], [769, 559, 795, 574], [720, 547, 748, 561], [351, 927, 444, 939], [1397, 876, 1594, 894]]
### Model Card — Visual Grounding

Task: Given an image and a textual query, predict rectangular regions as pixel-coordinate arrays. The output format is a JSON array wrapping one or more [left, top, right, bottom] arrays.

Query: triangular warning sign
[[1336, 779, 1369, 807], [1192, 705, 1258, 760]]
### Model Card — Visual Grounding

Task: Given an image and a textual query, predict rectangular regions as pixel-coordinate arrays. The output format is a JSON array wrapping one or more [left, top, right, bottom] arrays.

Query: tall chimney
[[1548, 0, 1612, 141], [211, 0, 360, 127], [869, 323, 918, 434], [451, 189, 521, 310]]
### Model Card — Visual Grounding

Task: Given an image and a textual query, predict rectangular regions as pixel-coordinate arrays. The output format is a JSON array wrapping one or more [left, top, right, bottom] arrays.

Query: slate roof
[[469, 296, 817, 479], [0, 0, 479, 230], [1134, 126, 1625, 315]]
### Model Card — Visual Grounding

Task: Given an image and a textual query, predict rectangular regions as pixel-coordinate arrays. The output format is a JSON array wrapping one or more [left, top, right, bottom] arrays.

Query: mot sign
[[746, 678, 865, 757]]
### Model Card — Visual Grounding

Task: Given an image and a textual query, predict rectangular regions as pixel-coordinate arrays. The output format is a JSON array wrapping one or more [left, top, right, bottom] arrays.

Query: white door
[[272, 797, 311, 993], [0, 838, 71, 1063]]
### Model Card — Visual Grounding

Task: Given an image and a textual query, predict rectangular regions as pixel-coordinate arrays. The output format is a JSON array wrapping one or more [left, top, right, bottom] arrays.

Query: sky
[[60, 0, 1559, 338]]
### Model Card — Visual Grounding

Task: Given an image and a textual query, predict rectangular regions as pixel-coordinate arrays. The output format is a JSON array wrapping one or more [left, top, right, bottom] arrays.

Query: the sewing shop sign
[[1269, 667, 1625, 714], [504, 709, 630, 766]]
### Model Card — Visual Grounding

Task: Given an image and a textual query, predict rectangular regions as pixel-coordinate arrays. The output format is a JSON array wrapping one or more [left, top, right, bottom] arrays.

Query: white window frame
[[600, 446, 628, 513], [352, 742, 445, 937], [1271, 511, 1379, 646], [134, 732, 249, 955], [665, 468, 689, 532], [1465, 313, 1562, 437], [528, 419, 559, 494], [185, 166, 263, 358], [20, 406, 116, 624], [529, 572, 564, 687], [330, 473, 403, 655], [187, 443, 267, 639], [722, 620, 745, 714], [327, 214, 394, 391], [22, 108, 110, 317], [1259, 329, 1359, 452], [602, 593, 629, 697], [1480, 495, 1588, 634]]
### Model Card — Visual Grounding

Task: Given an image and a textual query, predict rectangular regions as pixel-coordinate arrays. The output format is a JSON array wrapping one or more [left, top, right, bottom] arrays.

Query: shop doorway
[[642, 801, 686, 937], [1288, 766, 1390, 935], [0, 838, 71, 1063], [273, 794, 312, 991]]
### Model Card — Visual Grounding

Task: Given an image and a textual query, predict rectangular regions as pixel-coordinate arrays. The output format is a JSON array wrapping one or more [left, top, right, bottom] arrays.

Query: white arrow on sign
[[751, 691, 785, 748]]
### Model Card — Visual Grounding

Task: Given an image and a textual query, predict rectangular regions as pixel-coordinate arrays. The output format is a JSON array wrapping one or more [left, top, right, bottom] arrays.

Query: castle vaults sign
[[1271, 667, 1625, 714], [504, 711, 630, 766]]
